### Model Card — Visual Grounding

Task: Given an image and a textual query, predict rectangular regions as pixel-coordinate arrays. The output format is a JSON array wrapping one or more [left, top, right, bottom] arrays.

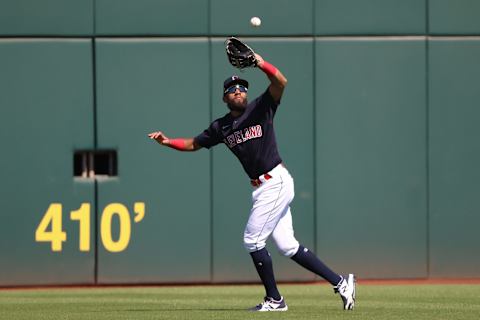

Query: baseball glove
[[225, 37, 257, 69]]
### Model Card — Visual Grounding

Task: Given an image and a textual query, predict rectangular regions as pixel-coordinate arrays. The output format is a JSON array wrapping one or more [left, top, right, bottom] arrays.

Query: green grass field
[[1, 283, 479, 320]]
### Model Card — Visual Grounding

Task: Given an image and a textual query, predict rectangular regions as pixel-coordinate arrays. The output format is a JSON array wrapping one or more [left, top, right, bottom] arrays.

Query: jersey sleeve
[[256, 88, 280, 114], [194, 121, 223, 149]]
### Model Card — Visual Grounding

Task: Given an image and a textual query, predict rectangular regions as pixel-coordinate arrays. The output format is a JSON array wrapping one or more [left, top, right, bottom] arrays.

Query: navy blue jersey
[[194, 89, 282, 179]]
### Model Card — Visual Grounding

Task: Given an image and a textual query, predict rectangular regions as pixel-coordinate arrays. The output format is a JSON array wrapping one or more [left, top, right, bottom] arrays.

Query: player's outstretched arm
[[255, 53, 287, 103], [148, 131, 202, 151]]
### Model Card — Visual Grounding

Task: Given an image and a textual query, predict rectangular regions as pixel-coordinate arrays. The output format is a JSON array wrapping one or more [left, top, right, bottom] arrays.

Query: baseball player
[[148, 50, 356, 312]]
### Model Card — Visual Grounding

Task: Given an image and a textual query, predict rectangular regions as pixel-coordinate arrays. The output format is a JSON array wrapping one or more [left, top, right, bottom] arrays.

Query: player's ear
[[222, 95, 227, 103]]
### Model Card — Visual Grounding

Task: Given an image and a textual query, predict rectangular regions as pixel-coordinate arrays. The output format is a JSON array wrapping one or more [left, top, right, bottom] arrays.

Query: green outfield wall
[[0, 0, 479, 286]]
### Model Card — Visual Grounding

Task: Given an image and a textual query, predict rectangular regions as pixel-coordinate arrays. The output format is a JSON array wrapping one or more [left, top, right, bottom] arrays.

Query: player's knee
[[243, 237, 266, 253], [277, 242, 299, 257]]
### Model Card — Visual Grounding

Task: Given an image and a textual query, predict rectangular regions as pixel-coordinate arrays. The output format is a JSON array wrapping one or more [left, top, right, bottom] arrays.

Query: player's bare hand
[[148, 131, 169, 145], [255, 53, 264, 68]]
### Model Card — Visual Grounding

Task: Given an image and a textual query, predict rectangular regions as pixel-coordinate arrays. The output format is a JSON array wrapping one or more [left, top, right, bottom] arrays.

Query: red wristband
[[168, 138, 187, 151], [259, 61, 278, 77]]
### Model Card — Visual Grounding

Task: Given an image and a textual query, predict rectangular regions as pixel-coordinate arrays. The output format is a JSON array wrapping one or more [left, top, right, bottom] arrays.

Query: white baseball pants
[[243, 163, 300, 257]]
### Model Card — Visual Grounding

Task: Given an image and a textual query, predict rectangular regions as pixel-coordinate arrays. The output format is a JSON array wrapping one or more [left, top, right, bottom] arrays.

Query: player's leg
[[271, 208, 356, 309], [243, 167, 294, 311], [267, 166, 356, 310], [248, 248, 281, 301], [270, 207, 340, 284], [292, 247, 342, 286]]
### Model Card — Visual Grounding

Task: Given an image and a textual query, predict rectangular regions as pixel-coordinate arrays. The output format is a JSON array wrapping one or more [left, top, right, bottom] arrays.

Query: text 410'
[[35, 202, 145, 253]]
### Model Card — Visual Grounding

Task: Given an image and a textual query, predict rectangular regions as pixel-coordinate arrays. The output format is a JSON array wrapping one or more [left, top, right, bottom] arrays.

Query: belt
[[250, 173, 272, 187]]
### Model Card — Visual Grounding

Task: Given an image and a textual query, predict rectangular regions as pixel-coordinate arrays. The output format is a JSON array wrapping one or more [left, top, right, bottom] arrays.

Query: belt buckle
[[251, 173, 272, 187], [250, 179, 260, 187]]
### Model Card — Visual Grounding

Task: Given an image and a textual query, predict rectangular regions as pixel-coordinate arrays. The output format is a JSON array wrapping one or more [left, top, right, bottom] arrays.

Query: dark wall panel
[[315, 0, 426, 35], [0, 39, 95, 285], [315, 39, 428, 278], [95, 39, 211, 283], [429, 0, 480, 34], [95, 0, 208, 35], [1, 1, 480, 285], [210, 0, 313, 36], [429, 40, 480, 277], [0, 0, 93, 35]]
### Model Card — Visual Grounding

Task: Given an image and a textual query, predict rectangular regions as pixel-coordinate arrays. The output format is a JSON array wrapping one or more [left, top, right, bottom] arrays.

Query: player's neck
[[230, 110, 243, 118]]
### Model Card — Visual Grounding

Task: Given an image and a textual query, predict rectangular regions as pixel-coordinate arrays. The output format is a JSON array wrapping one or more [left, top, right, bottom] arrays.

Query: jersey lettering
[[224, 125, 263, 148], [194, 90, 282, 178]]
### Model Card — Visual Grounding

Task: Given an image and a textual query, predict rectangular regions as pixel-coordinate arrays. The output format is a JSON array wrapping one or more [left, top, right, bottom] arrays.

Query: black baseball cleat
[[334, 274, 356, 310], [249, 296, 288, 312]]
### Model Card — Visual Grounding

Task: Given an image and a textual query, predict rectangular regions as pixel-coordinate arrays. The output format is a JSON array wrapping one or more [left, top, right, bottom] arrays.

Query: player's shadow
[[125, 308, 247, 312]]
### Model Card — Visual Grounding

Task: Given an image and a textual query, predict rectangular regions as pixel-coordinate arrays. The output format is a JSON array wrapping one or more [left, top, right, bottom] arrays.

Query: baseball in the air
[[250, 16, 262, 27]]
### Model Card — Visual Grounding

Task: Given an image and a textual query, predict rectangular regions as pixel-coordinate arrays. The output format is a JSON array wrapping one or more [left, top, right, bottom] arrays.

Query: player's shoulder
[[209, 113, 231, 129], [250, 88, 278, 109], [217, 112, 233, 123]]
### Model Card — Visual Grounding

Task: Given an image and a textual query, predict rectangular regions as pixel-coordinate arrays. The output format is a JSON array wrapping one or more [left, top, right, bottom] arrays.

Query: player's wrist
[[259, 61, 278, 77], [168, 138, 188, 151]]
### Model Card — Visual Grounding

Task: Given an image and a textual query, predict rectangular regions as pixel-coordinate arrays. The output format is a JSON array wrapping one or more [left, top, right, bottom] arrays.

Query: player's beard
[[227, 97, 248, 112]]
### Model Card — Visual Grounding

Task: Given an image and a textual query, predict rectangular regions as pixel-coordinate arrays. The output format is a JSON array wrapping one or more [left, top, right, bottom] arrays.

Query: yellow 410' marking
[[35, 202, 146, 253], [134, 202, 145, 223], [35, 203, 66, 251], [101, 203, 131, 253], [70, 203, 90, 251]]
